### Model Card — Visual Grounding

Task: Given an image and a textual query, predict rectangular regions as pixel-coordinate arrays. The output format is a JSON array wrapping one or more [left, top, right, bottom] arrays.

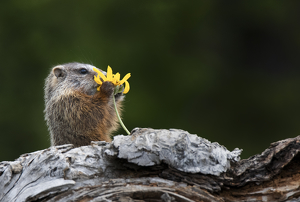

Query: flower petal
[[93, 67, 107, 81], [119, 73, 131, 85], [123, 80, 130, 94], [113, 73, 120, 85], [107, 65, 113, 81], [93, 67, 102, 75], [114, 72, 120, 81], [94, 75, 102, 85]]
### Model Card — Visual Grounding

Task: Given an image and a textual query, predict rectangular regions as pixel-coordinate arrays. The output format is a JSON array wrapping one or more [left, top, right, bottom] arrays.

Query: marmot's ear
[[53, 66, 65, 78]]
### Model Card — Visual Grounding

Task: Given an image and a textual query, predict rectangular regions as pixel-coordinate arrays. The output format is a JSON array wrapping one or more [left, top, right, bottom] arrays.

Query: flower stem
[[113, 95, 130, 135]]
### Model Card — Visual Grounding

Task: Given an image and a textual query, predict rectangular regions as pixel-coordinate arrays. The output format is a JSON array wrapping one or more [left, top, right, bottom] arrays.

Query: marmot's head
[[45, 62, 105, 102]]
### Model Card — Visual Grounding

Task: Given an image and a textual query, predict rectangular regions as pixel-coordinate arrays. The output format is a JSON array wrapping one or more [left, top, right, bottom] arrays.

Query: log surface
[[0, 128, 299, 202]]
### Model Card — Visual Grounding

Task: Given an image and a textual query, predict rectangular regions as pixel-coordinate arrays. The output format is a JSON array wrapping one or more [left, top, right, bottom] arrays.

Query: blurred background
[[1, 1, 300, 161]]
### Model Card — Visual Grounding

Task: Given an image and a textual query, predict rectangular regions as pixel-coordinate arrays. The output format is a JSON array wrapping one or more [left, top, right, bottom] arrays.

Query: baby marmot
[[44, 62, 124, 147]]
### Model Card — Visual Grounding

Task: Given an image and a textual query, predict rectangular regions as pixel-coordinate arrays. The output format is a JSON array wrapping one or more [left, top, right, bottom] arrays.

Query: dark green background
[[1, 1, 300, 161]]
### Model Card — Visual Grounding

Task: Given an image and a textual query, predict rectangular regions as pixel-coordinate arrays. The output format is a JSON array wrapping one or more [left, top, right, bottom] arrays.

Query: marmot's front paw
[[100, 81, 114, 97]]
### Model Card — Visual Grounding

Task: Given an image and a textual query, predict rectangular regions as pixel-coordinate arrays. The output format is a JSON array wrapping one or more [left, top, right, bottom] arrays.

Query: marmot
[[44, 62, 124, 147]]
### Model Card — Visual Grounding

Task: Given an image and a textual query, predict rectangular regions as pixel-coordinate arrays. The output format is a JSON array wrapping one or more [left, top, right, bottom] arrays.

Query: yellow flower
[[93, 66, 131, 94]]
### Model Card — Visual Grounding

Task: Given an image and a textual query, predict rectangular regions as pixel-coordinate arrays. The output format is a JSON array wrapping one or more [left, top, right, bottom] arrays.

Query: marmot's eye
[[79, 68, 88, 74]]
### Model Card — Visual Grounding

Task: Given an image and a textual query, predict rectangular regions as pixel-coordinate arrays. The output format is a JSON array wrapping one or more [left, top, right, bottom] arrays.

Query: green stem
[[113, 95, 130, 135]]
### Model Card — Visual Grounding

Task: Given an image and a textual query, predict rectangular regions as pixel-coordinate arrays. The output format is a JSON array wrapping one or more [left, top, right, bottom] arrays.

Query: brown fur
[[44, 62, 124, 147]]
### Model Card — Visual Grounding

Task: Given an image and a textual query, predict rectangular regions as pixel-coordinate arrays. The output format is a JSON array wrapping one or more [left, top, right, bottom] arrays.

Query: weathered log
[[0, 128, 299, 202]]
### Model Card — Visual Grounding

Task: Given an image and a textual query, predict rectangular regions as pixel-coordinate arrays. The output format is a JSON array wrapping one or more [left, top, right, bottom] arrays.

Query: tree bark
[[1, 128, 299, 202]]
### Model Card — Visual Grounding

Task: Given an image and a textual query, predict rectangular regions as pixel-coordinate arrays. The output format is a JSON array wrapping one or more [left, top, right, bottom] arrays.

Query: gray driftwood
[[1, 128, 300, 202]]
